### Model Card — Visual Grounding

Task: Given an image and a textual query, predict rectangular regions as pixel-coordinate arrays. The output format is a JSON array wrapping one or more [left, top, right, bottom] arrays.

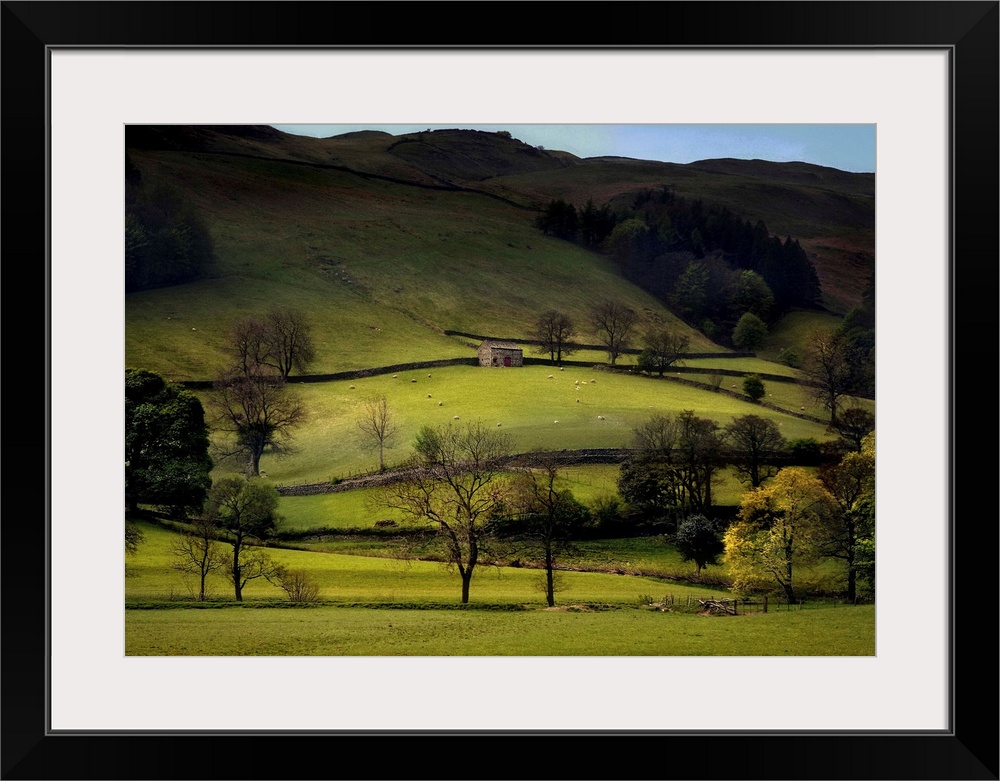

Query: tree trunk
[[460, 571, 472, 604], [232, 547, 243, 602], [250, 450, 262, 477], [545, 548, 555, 607]]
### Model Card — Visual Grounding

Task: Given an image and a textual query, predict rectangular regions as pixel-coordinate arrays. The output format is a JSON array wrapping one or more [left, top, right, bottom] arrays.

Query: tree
[[590, 299, 639, 367], [617, 411, 723, 527], [724, 467, 836, 603], [506, 454, 590, 606], [205, 477, 283, 602], [819, 432, 875, 602], [380, 422, 512, 604], [533, 310, 577, 364], [211, 367, 304, 477], [170, 515, 227, 601], [834, 405, 876, 452], [225, 310, 316, 380], [125, 521, 145, 556], [264, 308, 316, 380], [725, 414, 786, 488], [742, 374, 766, 403], [125, 368, 213, 519], [675, 514, 725, 577], [732, 311, 768, 351], [637, 328, 689, 376], [356, 395, 399, 473], [802, 330, 853, 425]]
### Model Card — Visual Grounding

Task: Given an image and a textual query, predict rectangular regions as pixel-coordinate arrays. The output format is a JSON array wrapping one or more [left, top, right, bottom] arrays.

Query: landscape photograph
[[123, 122, 877, 657]]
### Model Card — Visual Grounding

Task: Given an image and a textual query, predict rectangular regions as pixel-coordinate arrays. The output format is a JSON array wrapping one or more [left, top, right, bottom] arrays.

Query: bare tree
[[264, 308, 316, 380], [590, 299, 639, 367], [225, 310, 316, 381], [170, 515, 227, 601], [638, 327, 690, 376], [356, 395, 398, 473], [211, 367, 304, 477], [272, 567, 321, 603], [802, 330, 853, 425], [724, 414, 786, 488], [533, 310, 576, 364], [379, 421, 512, 604]]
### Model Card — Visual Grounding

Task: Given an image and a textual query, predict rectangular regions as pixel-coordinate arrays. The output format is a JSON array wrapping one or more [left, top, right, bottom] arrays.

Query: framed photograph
[[4, 2, 997, 779]]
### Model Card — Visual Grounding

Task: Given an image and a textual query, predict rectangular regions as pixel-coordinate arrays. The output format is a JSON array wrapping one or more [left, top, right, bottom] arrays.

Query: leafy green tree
[[125, 368, 213, 519], [834, 405, 876, 452], [506, 454, 589, 606], [637, 328, 689, 376], [724, 414, 786, 488], [206, 477, 283, 602], [606, 217, 650, 274], [724, 270, 774, 324], [742, 374, 766, 402], [674, 514, 725, 577], [732, 312, 768, 351], [674, 261, 710, 322], [724, 467, 836, 603], [819, 432, 875, 602], [380, 422, 512, 604]]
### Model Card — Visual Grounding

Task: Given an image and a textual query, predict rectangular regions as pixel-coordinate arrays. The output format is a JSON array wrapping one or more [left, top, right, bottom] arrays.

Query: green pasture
[[125, 603, 875, 656], [274, 464, 752, 534], [200, 364, 836, 486], [126, 522, 721, 607], [125, 521, 872, 656]]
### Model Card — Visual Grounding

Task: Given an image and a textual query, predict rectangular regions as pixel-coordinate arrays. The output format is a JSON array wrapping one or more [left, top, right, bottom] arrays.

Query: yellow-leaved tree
[[724, 467, 836, 603]]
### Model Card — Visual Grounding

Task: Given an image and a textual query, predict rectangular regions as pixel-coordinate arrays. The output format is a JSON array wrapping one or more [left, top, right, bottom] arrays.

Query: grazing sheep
[[438, 402, 443, 406], [590, 380, 595, 384], [576, 399, 580, 403], [393, 375, 398, 378], [349, 385, 356, 390], [800, 406, 805, 411], [454, 415, 460, 420], [559, 367, 564, 371], [597, 415, 605, 420], [427, 394, 432, 398], [411, 379, 417, 383], [428, 374, 432, 378], [497, 422, 502, 427], [554, 420, 559, 424], [191, 328, 197, 331], [547, 375, 554, 379]]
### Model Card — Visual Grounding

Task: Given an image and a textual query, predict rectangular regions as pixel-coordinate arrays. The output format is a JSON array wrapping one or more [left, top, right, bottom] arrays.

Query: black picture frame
[[3, 2, 997, 779]]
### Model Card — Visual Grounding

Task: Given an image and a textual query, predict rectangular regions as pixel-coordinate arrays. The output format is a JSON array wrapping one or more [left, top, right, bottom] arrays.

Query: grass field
[[200, 364, 837, 485], [125, 603, 875, 656]]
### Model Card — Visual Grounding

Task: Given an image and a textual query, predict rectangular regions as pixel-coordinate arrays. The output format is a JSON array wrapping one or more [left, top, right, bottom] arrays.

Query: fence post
[[763, 595, 768, 613]]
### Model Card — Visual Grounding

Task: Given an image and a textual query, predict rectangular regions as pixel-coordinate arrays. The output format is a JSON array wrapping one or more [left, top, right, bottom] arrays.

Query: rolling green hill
[[125, 125, 875, 385]]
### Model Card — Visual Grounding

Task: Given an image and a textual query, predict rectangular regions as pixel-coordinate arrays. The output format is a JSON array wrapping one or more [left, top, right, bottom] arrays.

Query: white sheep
[[576, 399, 580, 403], [393, 375, 398, 378], [411, 379, 417, 383], [428, 374, 432, 378], [597, 415, 605, 420], [454, 415, 460, 420], [349, 385, 356, 390], [497, 422, 502, 427], [438, 401, 443, 406], [427, 394, 432, 398], [554, 420, 559, 424], [547, 375, 554, 379]]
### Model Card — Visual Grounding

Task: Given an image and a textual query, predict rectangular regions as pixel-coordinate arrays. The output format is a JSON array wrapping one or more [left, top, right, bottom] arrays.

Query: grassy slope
[[126, 148, 716, 382], [200, 364, 835, 485]]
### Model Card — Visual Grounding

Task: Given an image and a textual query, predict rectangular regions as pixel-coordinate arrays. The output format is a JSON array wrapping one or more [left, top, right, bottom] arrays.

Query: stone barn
[[478, 340, 524, 368]]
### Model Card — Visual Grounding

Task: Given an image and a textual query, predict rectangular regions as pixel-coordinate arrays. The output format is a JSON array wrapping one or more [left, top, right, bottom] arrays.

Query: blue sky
[[272, 124, 875, 173]]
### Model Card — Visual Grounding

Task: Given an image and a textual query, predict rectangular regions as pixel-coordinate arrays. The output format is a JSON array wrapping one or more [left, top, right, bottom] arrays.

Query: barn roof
[[479, 340, 523, 350]]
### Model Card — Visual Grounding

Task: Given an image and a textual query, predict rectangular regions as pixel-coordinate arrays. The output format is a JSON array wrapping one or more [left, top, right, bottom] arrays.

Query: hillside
[[124, 125, 875, 383]]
